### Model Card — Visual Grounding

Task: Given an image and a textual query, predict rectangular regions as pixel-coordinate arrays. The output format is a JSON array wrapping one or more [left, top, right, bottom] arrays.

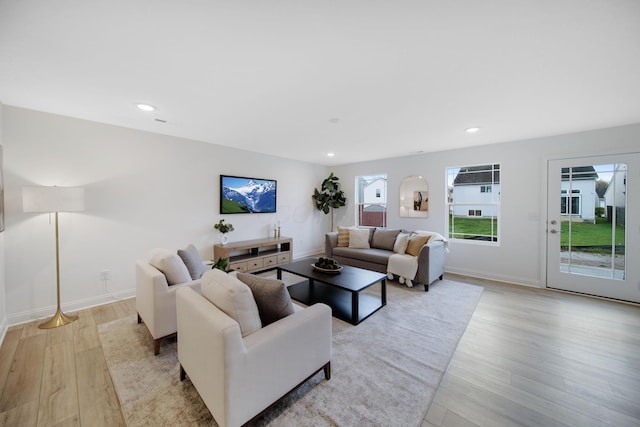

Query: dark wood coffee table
[[277, 258, 387, 325]]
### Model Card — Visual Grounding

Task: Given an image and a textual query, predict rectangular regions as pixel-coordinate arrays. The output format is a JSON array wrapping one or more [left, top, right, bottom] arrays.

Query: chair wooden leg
[[324, 361, 331, 380], [180, 364, 187, 381], [154, 339, 161, 355]]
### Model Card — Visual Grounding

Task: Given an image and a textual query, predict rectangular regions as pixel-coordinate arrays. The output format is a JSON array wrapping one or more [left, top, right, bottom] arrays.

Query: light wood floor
[[1, 277, 639, 427]]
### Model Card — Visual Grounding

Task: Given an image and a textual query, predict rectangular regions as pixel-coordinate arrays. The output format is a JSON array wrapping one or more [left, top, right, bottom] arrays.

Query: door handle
[[549, 229, 558, 234]]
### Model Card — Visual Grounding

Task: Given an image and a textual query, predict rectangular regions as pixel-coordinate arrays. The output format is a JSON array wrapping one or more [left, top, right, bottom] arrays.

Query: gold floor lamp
[[23, 186, 85, 329]]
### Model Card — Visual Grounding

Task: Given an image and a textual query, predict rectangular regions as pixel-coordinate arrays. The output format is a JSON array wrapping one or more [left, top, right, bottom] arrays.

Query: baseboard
[[0, 317, 8, 349], [444, 267, 542, 289], [7, 289, 135, 327]]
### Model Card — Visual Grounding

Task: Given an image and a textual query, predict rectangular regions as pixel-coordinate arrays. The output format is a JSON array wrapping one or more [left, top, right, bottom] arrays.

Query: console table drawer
[[278, 253, 291, 264], [229, 261, 248, 273], [248, 259, 264, 270], [263, 255, 278, 267]]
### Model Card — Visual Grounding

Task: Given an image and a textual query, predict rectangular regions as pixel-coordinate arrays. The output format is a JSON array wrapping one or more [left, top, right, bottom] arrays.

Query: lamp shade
[[23, 186, 85, 213]]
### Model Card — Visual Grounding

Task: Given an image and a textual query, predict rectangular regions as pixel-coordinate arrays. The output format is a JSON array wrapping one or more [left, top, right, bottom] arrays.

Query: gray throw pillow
[[371, 228, 401, 251], [236, 273, 295, 326], [177, 244, 205, 280]]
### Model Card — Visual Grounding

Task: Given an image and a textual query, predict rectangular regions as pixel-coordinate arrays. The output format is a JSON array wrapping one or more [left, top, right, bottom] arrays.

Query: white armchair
[[176, 280, 332, 427], [135, 260, 201, 355]]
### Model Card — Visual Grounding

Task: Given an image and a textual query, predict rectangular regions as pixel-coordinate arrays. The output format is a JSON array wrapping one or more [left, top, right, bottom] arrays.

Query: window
[[356, 174, 387, 227], [447, 164, 500, 243], [561, 195, 581, 215]]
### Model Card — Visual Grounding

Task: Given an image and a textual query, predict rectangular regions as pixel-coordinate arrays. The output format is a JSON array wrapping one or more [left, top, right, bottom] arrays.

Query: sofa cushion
[[406, 233, 431, 257], [393, 232, 410, 254], [201, 269, 262, 337], [332, 247, 392, 265], [236, 273, 295, 326], [148, 248, 192, 285], [349, 228, 371, 249], [337, 226, 351, 247], [371, 228, 401, 251], [177, 244, 205, 280]]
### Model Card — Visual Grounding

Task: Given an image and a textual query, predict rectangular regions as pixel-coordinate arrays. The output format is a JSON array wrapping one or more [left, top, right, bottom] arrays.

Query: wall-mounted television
[[220, 175, 277, 214]]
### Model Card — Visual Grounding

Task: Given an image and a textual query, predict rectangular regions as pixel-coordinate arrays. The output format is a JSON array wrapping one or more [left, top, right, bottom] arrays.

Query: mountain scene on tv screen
[[222, 179, 276, 213]]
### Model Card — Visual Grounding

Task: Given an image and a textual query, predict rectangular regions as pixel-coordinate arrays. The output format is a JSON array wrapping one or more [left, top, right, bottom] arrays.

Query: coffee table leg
[[352, 292, 359, 324], [277, 268, 282, 280], [381, 278, 387, 306]]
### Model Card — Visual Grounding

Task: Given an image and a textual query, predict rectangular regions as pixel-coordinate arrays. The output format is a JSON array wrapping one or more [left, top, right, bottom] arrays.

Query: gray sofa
[[325, 227, 446, 291]]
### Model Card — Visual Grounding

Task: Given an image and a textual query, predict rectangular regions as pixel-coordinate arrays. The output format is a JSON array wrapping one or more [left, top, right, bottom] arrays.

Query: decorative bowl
[[312, 264, 343, 274]]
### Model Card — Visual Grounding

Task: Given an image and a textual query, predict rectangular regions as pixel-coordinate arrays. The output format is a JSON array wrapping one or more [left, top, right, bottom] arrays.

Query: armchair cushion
[[201, 269, 262, 337], [236, 273, 295, 326], [149, 248, 191, 285], [178, 244, 205, 280]]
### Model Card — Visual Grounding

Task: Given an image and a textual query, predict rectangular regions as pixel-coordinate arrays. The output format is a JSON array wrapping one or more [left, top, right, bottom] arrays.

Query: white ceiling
[[1, 1, 639, 166]]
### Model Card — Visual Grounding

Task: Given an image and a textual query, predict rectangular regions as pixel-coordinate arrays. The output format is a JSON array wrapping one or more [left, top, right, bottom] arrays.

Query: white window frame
[[446, 163, 501, 245]]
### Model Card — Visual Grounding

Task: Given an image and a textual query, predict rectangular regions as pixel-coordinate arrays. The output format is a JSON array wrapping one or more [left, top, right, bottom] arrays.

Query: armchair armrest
[[136, 260, 201, 339]]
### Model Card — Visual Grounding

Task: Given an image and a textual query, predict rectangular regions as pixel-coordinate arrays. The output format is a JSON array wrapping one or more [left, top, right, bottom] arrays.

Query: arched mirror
[[400, 175, 429, 218]]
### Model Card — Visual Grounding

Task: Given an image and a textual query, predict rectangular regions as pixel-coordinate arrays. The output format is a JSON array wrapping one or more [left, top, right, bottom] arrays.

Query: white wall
[[333, 123, 640, 287], [2, 106, 329, 325], [0, 101, 6, 340]]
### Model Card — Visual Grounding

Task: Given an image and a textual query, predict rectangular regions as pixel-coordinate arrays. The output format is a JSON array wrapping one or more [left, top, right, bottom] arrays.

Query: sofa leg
[[439, 274, 443, 280], [137, 313, 142, 324], [180, 364, 187, 381], [424, 284, 429, 292], [154, 339, 161, 356], [324, 361, 331, 380]]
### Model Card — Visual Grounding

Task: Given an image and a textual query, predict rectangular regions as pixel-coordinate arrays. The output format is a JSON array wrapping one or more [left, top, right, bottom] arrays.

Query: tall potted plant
[[312, 172, 346, 231]]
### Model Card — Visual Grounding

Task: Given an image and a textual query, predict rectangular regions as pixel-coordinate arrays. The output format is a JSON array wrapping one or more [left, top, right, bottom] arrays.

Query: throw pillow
[[148, 248, 191, 285], [201, 269, 262, 337], [236, 273, 295, 326], [393, 232, 410, 254], [348, 228, 371, 249], [177, 244, 205, 280], [371, 228, 401, 251], [405, 233, 431, 257], [337, 226, 351, 247]]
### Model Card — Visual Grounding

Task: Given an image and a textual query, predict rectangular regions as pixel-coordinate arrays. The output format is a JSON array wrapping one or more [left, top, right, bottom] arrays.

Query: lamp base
[[38, 309, 78, 329]]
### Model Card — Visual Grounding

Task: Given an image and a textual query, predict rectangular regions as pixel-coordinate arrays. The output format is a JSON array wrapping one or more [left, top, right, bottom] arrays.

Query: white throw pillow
[[393, 233, 410, 254], [148, 248, 192, 285], [201, 269, 262, 337], [348, 228, 371, 249]]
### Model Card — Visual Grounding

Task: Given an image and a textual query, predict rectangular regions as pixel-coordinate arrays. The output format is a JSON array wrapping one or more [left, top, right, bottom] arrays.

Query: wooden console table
[[214, 236, 292, 273]]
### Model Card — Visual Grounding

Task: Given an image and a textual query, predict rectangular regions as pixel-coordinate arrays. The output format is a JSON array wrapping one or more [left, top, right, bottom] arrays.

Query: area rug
[[97, 275, 483, 427]]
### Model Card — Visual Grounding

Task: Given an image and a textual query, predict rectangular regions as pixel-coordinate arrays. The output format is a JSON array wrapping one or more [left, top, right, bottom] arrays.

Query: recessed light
[[327, 152, 335, 157], [136, 104, 155, 112], [465, 127, 480, 133]]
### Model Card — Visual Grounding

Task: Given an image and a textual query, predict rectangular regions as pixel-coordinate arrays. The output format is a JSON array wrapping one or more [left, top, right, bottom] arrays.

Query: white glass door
[[547, 153, 640, 303]]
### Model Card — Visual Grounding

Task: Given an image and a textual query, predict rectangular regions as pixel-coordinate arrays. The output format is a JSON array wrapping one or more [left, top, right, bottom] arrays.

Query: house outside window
[[447, 164, 500, 243], [356, 174, 387, 227]]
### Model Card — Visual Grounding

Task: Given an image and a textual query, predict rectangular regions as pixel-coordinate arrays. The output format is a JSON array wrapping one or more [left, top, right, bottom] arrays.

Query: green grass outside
[[449, 216, 498, 240], [449, 215, 625, 251], [560, 217, 625, 247]]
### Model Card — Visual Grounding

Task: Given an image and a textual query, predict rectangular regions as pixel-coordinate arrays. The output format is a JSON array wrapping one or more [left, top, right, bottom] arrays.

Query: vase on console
[[214, 219, 234, 246]]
